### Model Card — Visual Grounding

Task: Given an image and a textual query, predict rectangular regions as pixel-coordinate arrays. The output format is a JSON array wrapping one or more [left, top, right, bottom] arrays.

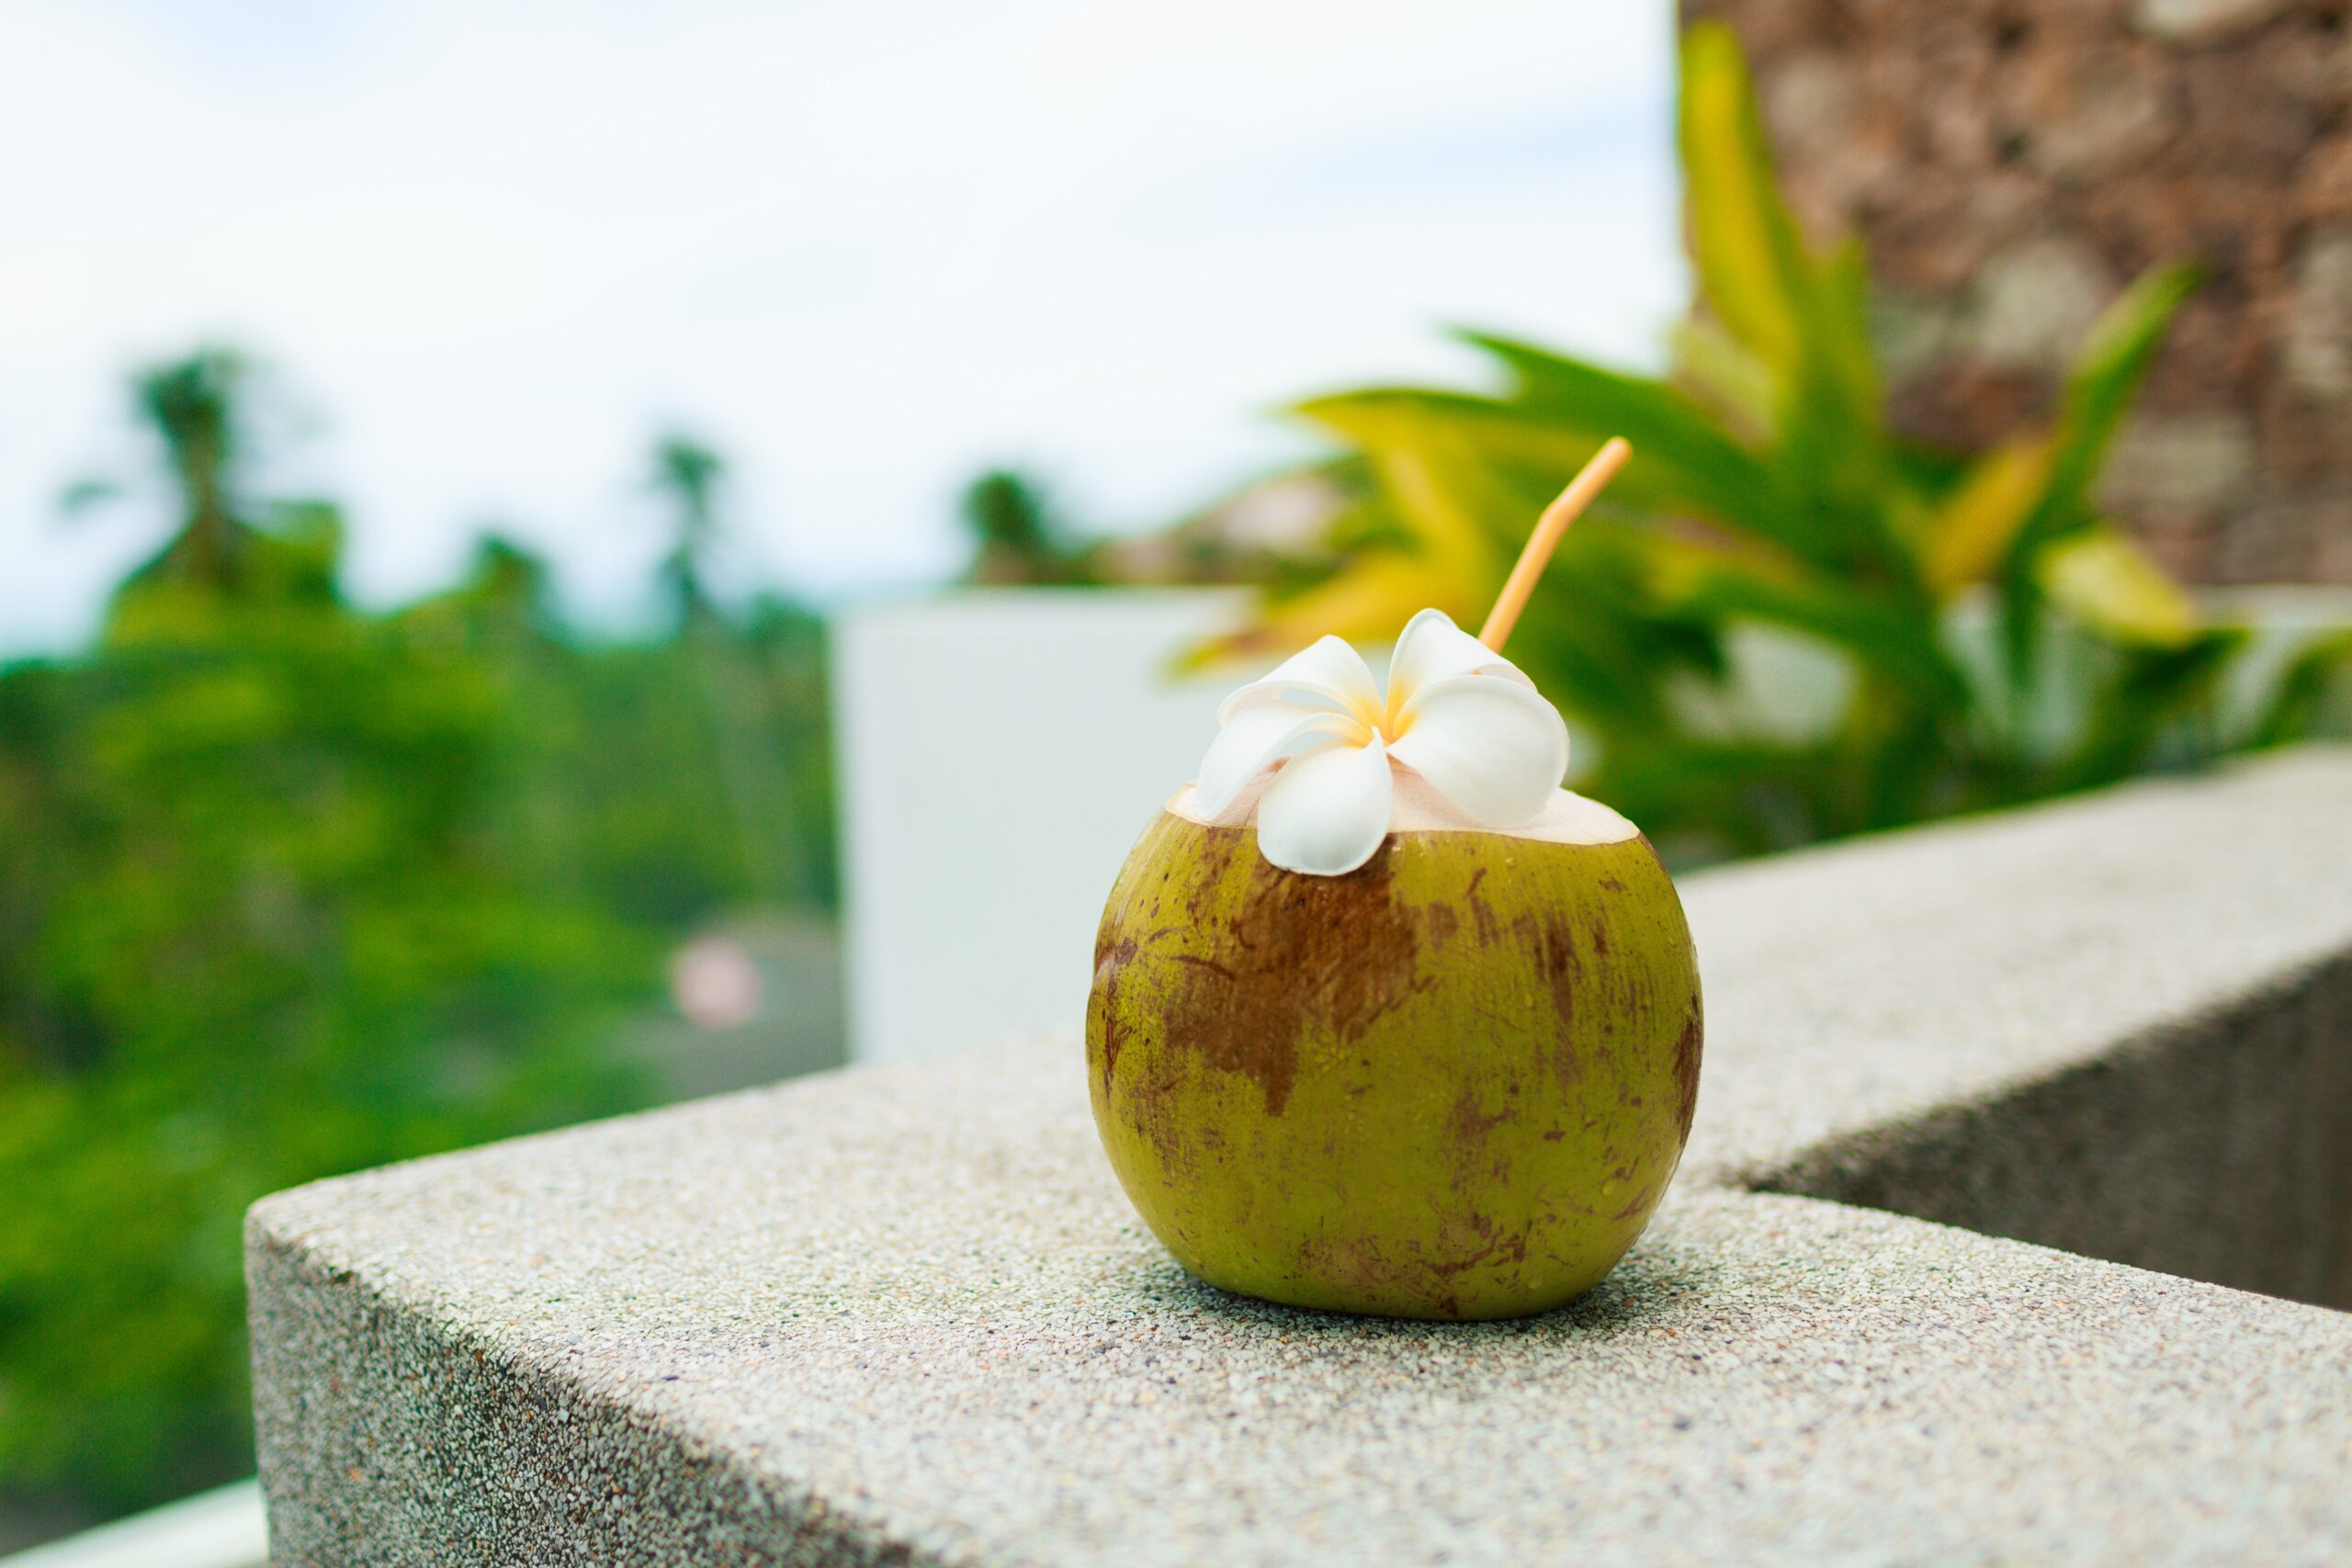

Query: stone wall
[[1683, 0, 2352, 584]]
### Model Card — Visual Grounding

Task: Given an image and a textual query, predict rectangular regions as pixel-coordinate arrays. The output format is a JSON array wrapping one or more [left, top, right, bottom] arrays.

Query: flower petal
[[1388, 676, 1568, 827], [1195, 702, 1351, 817], [1386, 607, 1535, 715], [1217, 635, 1384, 726], [1255, 737, 1394, 875]]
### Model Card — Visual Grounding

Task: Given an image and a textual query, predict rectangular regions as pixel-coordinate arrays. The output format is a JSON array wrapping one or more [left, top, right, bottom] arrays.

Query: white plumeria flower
[[1195, 607, 1571, 876]]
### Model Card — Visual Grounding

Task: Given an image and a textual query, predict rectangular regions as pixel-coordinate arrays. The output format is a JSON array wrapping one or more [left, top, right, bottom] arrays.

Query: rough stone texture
[[1683, 0, 2352, 586], [1669, 747, 2352, 1206], [248, 749, 2352, 1566], [1758, 953, 2352, 1305]]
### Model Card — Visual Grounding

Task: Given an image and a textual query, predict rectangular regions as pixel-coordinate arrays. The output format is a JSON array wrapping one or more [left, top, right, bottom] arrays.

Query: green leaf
[[1775, 237, 1898, 571], [1679, 21, 1814, 377], [1188, 390, 1535, 669], [2025, 262, 2202, 547], [1582, 733, 1835, 860], [1645, 538, 1966, 712], [1808, 238, 1883, 434], [1502, 516, 1731, 735], [1679, 28, 1897, 576], [1452, 333, 1783, 522], [1173, 547, 1469, 673], [2064, 628, 2245, 789], [1294, 379, 1871, 586], [1667, 320, 1777, 441], [1923, 436, 2053, 596], [1288, 392, 1513, 578], [2035, 526, 2201, 650], [2243, 627, 2352, 749], [1998, 264, 2202, 698]]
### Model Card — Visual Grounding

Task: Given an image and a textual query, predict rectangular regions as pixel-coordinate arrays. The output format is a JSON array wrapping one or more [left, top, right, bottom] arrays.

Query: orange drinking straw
[[1476, 436, 1632, 652]]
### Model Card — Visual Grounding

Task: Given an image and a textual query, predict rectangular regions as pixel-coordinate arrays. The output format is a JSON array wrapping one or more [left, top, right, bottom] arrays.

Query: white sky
[[0, 0, 1682, 652]]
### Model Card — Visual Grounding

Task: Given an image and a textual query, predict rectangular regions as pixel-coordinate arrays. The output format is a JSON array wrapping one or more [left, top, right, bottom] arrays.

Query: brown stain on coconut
[[1155, 836, 1431, 1115], [1091, 937, 1142, 1097], [1448, 1083, 1510, 1145], [1527, 911, 1591, 1088], [1671, 1002, 1704, 1138], [1422, 900, 1461, 945], [1464, 864, 1501, 945]]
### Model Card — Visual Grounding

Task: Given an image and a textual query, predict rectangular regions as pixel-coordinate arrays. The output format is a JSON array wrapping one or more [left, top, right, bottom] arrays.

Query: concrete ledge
[[1667, 750, 2352, 1306], [1758, 954, 2352, 1307], [248, 749, 2352, 1565]]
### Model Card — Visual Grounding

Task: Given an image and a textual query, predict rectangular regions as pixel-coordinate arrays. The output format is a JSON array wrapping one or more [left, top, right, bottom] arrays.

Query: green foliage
[[1193, 24, 2348, 861], [123, 350, 252, 593], [401, 540, 840, 924], [958, 468, 1102, 586], [651, 432, 729, 626], [0, 575, 648, 1507], [0, 362, 837, 1517]]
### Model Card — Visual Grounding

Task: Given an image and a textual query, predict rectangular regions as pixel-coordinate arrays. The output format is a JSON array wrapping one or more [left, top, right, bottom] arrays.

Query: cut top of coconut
[[1168, 763, 1638, 848]]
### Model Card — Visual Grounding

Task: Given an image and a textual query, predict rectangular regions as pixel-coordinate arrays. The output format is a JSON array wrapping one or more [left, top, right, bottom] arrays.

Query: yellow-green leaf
[[2031, 264, 2202, 542], [1291, 395, 1503, 581], [1667, 320, 1776, 442], [1924, 437, 2054, 597], [1175, 550, 1477, 672], [1679, 22, 1812, 377], [2036, 527, 2201, 649]]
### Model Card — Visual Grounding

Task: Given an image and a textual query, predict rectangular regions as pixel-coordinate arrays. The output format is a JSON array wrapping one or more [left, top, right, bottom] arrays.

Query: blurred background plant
[[0, 351, 836, 1530], [953, 465, 1336, 591], [1174, 23, 2352, 863], [957, 470, 1104, 587]]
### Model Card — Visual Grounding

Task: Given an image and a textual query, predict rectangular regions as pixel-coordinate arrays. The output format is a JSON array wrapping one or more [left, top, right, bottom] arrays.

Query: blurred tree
[[959, 468, 1101, 586], [651, 434, 727, 629], [65, 348, 345, 615], [642, 433, 833, 909], [126, 350, 252, 592], [738, 595, 838, 908], [0, 551, 653, 1513], [0, 373, 841, 1526]]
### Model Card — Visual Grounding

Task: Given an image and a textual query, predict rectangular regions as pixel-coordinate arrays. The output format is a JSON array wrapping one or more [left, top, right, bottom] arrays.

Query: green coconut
[[1086, 776, 1701, 1321]]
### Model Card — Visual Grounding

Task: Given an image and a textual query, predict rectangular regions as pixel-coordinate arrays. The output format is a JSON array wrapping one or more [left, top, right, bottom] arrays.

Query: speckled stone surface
[[1675, 746, 2352, 1192], [1675, 747, 2352, 1307], [249, 748, 2352, 1566]]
